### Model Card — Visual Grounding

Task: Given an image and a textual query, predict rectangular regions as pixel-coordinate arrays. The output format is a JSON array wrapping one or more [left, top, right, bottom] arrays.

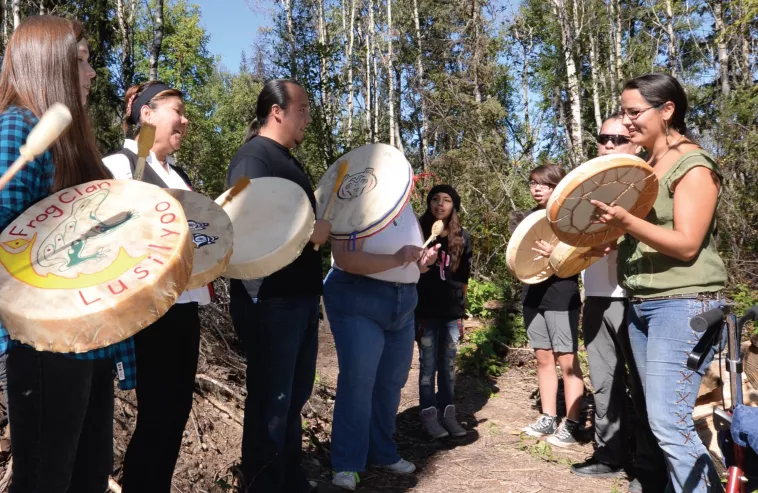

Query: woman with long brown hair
[[0, 15, 135, 492], [415, 185, 473, 439], [103, 80, 209, 493]]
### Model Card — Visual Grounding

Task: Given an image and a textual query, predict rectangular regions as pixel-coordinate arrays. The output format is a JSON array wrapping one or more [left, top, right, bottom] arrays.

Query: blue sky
[[193, 0, 273, 72]]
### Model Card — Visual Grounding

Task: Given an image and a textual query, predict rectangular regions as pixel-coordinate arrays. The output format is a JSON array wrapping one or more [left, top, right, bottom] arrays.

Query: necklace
[[649, 134, 684, 167]]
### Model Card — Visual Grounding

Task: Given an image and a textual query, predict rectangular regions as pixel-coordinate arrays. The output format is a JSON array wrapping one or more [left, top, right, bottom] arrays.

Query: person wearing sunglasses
[[570, 115, 666, 493]]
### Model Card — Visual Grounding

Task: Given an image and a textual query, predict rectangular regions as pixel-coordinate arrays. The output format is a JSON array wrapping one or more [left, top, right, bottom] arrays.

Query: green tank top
[[617, 149, 727, 298]]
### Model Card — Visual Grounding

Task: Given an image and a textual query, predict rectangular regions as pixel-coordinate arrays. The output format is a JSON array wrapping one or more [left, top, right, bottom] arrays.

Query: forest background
[[0, 0, 756, 304]]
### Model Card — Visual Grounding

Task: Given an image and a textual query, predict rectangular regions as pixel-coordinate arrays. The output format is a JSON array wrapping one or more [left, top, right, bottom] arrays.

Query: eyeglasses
[[596, 134, 631, 146], [619, 104, 663, 120], [528, 181, 554, 190]]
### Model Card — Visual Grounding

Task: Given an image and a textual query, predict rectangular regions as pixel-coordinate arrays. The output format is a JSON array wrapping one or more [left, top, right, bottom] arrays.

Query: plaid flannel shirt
[[0, 106, 136, 390]]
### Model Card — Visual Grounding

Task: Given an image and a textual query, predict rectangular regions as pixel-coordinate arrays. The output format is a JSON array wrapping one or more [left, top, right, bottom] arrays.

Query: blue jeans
[[416, 318, 462, 410], [628, 298, 725, 493], [323, 269, 417, 472], [229, 280, 319, 493]]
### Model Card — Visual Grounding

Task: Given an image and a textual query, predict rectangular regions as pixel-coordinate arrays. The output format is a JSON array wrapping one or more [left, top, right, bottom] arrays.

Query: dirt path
[[306, 325, 629, 493]]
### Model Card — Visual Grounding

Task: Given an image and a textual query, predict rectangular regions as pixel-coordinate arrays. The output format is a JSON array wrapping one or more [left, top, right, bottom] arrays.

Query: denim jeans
[[7, 345, 113, 493], [628, 298, 725, 493], [323, 269, 417, 472], [229, 279, 319, 493], [583, 298, 666, 479], [416, 318, 462, 410]]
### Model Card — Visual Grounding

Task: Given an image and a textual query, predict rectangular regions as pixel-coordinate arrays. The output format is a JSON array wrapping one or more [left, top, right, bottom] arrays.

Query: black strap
[[687, 320, 723, 371], [109, 148, 192, 189]]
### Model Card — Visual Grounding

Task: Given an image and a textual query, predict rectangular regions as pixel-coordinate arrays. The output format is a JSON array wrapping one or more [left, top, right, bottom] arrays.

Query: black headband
[[128, 83, 174, 125]]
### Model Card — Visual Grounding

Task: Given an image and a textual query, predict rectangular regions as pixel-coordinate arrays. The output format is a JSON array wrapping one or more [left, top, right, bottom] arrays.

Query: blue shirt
[[0, 106, 136, 390]]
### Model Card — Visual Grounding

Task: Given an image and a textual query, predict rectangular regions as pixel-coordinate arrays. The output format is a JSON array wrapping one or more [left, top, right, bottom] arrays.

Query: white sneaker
[[332, 471, 359, 491], [377, 458, 416, 474]]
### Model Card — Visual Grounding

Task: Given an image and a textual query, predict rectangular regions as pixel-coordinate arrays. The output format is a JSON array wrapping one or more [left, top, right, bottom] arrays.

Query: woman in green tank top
[[591, 73, 727, 493]]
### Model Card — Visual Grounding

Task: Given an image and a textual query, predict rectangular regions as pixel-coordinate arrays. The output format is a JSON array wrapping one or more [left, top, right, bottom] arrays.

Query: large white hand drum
[[315, 143, 413, 239], [546, 155, 658, 247]]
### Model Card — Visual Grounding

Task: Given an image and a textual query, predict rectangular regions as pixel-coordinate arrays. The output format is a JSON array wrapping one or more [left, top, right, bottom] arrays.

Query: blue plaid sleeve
[[35, 337, 137, 389], [0, 107, 54, 231]]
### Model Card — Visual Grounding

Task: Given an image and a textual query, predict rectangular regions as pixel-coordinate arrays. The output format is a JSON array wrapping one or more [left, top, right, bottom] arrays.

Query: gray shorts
[[524, 307, 579, 353]]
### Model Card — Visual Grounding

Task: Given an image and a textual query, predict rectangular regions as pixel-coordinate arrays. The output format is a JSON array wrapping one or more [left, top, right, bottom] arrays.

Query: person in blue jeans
[[414, 185, 473, 439], [226, 79, 331, 493], [592, 73, 727, 492], [324, 203, 440, 491]]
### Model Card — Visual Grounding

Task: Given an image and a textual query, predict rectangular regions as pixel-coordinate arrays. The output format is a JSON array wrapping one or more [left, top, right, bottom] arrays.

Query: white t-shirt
[[333, 204, 424, 284], [102, 139, 211, 306], [581, 250, 626, 298]]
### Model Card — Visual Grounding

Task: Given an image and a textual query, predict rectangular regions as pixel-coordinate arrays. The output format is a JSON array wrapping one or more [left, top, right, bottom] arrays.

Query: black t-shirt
[[226, 136, 323, 299], [522, 275, 581, 311], [415, 230, 473, 320]]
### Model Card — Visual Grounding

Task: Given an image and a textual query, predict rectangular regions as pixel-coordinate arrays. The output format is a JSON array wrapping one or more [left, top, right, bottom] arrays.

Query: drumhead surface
[[546, 154, 658, 247], [166, 189, 233, 290], [0, 179, 192, 352], [315, 143, 413, 239], [506, 210, 558, 284], [548, 242, 602, 278], [215, 177, 314, 280]]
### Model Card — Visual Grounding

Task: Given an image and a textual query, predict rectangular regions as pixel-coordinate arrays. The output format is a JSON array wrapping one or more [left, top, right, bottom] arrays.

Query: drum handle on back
[[687, 305, 729, 371]]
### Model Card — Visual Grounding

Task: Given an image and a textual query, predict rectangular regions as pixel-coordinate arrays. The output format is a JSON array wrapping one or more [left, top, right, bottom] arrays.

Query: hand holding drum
[[0, 103, 72, 192]]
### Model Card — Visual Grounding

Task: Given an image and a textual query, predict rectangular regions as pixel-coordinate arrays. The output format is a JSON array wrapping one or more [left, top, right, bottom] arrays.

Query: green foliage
[[458, 312, 527, 377], [466, 279, 506, 318]]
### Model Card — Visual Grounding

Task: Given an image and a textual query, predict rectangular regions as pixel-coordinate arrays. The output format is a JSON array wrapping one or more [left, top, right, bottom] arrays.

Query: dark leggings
[[8, 346, 113, 493], [121, 302, 201, 493]]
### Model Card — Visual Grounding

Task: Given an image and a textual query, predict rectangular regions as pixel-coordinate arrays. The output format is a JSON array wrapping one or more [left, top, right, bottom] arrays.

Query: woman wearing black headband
[[103, 81, 210, 493]]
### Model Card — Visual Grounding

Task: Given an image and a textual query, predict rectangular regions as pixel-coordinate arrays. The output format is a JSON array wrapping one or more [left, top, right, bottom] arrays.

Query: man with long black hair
[[226, 79, 330, 493]]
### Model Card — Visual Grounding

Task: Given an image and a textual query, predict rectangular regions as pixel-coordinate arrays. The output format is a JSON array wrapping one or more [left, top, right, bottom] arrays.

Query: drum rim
[[548, 242, 602, 278], [546, 154, 658, 247], [506, 210, 557, 283]]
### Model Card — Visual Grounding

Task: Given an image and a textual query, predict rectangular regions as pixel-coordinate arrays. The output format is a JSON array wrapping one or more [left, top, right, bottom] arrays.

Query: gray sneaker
[[420, 407, 449, 438], [547, 419, 580, 448], [441, 405, 467, 437], [522, 413, 558, 437]]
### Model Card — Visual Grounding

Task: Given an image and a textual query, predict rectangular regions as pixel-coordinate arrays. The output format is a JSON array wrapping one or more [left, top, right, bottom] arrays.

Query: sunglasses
[[596, 134, 631, 146]]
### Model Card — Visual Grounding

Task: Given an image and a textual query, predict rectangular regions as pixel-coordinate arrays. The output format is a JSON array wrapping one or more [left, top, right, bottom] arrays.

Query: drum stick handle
[[134, 124, 156, 181], [313, 160, 349, 251], [0, 103, 72, 192]]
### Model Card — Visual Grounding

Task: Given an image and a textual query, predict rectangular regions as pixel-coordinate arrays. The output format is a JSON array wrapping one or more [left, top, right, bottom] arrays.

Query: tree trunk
[[589, 28, 603, 132], [613, 0, 623, 90], [281, 0, 296, 78], [387, 0, 396, 147], [394, 65, 404, 151], [412, 0, 429, 168], [368, 0, 376, 142], [316, 0, 331, 163], [116, 0, 137, 89], [346, 0, 356, 145], [737, 0, 752, 87], [149, 0, 164, 81], [12, 0, 19, 30], [712, 0, 730, 96], [663, 0, 678, 77], [551, 0, 583, 164]]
